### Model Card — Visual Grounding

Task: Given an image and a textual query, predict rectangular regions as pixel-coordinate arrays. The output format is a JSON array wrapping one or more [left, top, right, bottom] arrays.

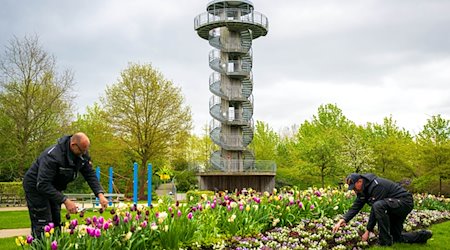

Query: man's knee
[[30, 206, 51, 238], [372, 200, 388, 217]]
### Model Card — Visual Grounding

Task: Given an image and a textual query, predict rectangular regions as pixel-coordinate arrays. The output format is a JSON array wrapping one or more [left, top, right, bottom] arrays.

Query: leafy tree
[[416, 115, 450, 194], [339, 124, 375, 173], [0, 35, 73, 179], [366, 116, 415, 181], [101, 63, 192, 197], [70, 103, 130, 193], [249, 121, 279, 161], [186, 123, 217, 170], [295, 104, 351, 187]]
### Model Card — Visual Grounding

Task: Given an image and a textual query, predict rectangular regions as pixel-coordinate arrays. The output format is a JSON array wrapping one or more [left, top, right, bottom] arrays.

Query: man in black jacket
[[332, 173, 432, 246], [23, 132, 108, 237]]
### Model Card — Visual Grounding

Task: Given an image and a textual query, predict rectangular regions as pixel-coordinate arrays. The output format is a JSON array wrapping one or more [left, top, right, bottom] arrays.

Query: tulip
[[51, 240, 58, 250], [26, 235, 34, 244], [94, 228, 101, 238]]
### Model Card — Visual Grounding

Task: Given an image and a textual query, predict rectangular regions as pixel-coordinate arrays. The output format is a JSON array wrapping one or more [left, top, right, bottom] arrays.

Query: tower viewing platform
[[195, 0, 275, 192]]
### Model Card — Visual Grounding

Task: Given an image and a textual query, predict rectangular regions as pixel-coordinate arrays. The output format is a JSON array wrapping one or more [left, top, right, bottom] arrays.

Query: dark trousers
[[24, 190, 61, 238], [371, 195, 414, 245]]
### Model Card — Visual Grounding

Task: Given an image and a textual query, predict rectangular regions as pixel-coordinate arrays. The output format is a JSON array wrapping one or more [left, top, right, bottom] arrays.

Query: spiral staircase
[[195, 0, 275, 192]]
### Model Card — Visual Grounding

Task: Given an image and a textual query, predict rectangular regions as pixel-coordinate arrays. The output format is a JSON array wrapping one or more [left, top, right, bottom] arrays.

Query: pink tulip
[[26, 235, 34, 244], [51, 240, 58, 250]]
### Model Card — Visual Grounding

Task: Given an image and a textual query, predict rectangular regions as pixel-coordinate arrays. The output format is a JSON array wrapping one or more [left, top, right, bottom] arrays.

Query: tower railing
[[194, 8, 268, 31]]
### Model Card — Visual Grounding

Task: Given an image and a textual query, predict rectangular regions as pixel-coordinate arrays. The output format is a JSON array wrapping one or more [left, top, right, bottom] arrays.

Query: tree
[[295, 104, 351, 188], [101, 63, 192, 197], [70, 103, 130, 193], [0, 35, 74, 180], [366, 116, 415, 181], [249, 121, 279, 161], [416, 115, 450, 194], [339, 124, 375, 173]]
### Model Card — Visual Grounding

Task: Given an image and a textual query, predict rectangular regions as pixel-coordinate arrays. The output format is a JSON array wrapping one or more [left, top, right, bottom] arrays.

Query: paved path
[[0, 228, 30, 238]]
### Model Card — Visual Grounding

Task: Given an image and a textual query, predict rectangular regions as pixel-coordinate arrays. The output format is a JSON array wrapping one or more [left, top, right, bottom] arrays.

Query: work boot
[[417, 230, 433, 243]]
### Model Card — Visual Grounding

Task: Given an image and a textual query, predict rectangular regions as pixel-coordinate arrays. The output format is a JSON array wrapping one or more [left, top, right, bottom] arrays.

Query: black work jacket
[[342, 173, 411, 231], [23, 135, 104, 204]]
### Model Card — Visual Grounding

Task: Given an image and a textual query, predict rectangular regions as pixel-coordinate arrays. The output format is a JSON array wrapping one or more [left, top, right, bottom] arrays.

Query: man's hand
[[64, 199, 78, 214], [332, 219, 347, 233], [98, 193, 108, 210], [361, 230, 370, 242]]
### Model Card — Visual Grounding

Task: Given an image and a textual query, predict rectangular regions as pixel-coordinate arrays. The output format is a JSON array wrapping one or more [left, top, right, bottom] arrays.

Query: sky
[[1, 0, 449, 136]]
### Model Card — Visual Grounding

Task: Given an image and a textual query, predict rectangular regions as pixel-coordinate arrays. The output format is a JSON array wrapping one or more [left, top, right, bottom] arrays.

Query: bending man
[[23, 132, 108, 237], [332, 173, 432, 246]]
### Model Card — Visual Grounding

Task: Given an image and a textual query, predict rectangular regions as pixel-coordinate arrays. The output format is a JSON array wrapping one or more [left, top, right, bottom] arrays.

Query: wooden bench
[[64, 193, 125, 208], [0, 193, 26, 207]]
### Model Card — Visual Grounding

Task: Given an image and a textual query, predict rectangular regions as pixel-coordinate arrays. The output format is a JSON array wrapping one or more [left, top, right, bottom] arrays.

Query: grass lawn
[[0, 211, 30, 229], [370, 221, 450, 250]]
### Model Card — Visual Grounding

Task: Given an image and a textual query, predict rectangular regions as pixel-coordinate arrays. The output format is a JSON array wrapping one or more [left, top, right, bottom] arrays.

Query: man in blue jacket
[[332, 173, 432, 246], [23, 132, 108, 237]]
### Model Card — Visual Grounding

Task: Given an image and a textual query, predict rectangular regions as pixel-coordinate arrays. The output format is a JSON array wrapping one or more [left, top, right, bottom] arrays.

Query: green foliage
[[249, 121, 279, 161], [0, 182, 24, 196], [415, 114, 450, 194], [101, 63, 192, 197], [0, 35, 74, 180], [295, 104, 351, 187], [366, 116, 415, 180], [174, 170, 198, 192]]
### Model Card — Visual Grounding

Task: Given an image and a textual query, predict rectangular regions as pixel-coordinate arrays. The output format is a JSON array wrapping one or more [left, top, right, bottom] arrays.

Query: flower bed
[[15, 187, 450, 249]]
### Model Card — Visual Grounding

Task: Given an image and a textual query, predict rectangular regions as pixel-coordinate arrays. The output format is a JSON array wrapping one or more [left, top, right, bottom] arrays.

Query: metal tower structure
[[195, 0, 275, 191]]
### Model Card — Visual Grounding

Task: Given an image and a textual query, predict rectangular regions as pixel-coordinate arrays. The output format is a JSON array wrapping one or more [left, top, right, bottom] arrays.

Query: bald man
[[23, 132, 108, 237]]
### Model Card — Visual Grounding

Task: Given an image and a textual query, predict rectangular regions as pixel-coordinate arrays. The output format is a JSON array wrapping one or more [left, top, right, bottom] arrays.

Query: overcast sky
[[1, 0, 449, 135]]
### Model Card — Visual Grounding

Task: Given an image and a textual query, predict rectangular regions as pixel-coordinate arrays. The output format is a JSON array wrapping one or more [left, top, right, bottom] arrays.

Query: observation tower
[[194, 0, 275, 192]]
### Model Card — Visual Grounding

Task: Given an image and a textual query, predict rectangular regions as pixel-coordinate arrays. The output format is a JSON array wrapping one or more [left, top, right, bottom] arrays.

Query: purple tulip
[[87, 227, 94, 236], [103, 222, 110, 230], [124, 216, 129, 223], [51, 240, 58, 250], [44, 225, 51, 233], [211, 202, 216, 209], [85, 218, 92, 225], [140, 220, 148, 228], [298, 202, 303, 209], [92, 216, 98, 224], [239, 204, 244, 211], [187, 212, 193, 220], [98, 217, 104, 224], [168, 207, 173, 213], [177, 210, 182, 217], [70, 219, 78, 229], [310, 204, 315, 210], [94, 228, 101, 238], [26, 235, 34, 244], [48, 223, 55, 229], [314, 191, 321, 197]]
